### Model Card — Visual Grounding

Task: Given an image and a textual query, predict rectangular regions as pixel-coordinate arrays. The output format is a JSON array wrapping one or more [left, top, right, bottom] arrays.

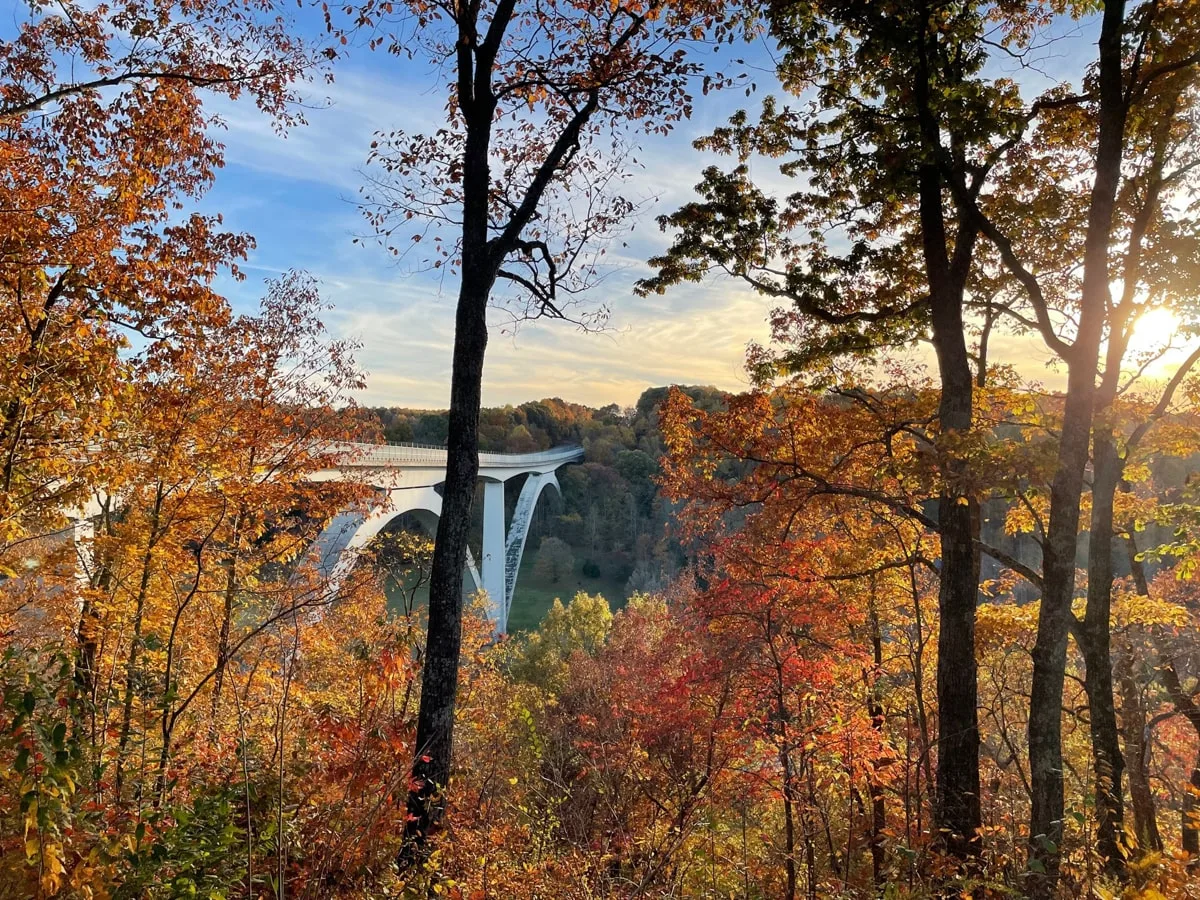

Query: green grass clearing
[[382, 552, 625, 633]]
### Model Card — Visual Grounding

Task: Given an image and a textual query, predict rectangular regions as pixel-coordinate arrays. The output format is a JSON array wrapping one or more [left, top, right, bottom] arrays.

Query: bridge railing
[[329, 441, 584, 468], [383, 440, 450, 450]]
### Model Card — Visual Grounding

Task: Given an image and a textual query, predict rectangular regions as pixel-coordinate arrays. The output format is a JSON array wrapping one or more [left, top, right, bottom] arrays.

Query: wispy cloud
[[274, 263, 773, 409], [211, 66, 449, 192], [194, 49, 784, 409]]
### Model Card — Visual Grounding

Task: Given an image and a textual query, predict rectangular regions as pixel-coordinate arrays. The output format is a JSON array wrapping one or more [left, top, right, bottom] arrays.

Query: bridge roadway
[[307, 441, 584, 633]]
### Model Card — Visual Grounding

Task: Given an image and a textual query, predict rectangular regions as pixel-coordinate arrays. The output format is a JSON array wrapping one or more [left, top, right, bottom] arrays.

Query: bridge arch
[[500, 471, 562, 627], [305, 442, 582, 632], [308, 485, 482, 601]]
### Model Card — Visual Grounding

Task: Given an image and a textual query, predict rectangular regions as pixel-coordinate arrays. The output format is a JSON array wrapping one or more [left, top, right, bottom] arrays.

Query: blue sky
[[176, 11, 1141, 411], [203, 34, 788, 411]]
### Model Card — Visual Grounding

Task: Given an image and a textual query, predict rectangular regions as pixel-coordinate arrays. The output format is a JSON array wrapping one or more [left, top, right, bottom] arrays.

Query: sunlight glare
[[1127, 306, 1181, 356]]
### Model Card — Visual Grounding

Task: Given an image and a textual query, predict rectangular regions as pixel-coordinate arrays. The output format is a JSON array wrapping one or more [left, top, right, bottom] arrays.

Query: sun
[[1126, 306, 1181, 357]]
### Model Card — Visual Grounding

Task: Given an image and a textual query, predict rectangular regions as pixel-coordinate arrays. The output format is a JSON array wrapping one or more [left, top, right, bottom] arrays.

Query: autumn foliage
[[7, 0, 1200, 897]]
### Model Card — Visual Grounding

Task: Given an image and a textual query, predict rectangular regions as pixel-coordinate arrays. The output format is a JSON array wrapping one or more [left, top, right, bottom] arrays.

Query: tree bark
[[210, 512, 242, 725], [74, 453, 117, 734], [781, 744, 800, 900], [802, 761, 817, 900], [75, 531, 113, 723], [1071, 48, 1187, 874], [867, 590, 887, 886], [403, 75, 497, 848], [403, 269, 492, 844], [1079, 430, 1127, 875], [395, 0, 641, 858], [918, 159, 982, 860], [1026, 4, 1128, 891], [115, 483, 165, 799], [1115, 635, 1161, 854]]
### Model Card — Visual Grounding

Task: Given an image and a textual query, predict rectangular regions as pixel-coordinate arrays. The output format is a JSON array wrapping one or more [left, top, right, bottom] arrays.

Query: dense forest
[[6, 0, 1200, 898]]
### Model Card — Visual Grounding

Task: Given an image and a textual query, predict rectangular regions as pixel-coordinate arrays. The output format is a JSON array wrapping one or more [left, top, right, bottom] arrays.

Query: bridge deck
[[330, 441, 584, 469]]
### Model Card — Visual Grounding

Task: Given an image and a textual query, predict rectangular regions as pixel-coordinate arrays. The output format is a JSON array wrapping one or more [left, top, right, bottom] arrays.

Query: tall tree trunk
[[1115, 634, 1161, 854], [1078, 70, 1182, 874], [75, 563, 112, 721], [802, 761, 817, 900], [1026, 4, 1128, 891], [773, 643, 800, 900], [867, 588, 887, 886], [1080, 429, 1127, 875], [211, 512, 242, 725], [918, 160, 983, 859], [403, 89, 496, 849], [74, 501, 115, 719], [781, 744, 799, 900], [115, 484, 165, 798], [395, 0, 622, 858]]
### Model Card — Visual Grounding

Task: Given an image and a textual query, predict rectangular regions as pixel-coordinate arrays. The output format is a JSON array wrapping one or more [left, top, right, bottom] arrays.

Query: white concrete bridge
[[307, 442, 584, 633]]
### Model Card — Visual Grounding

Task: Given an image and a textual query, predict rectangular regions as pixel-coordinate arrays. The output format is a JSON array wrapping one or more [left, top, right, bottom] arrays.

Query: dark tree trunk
[[1125, 536, 1168, 853], [1079, 60, 1184, 873], [74, 584, 104, 709], [394, 0, 635, 860], [1115, 634, 1161, 854], [1080, 430, 1127, 875], [116, 484, 165, 799], [404, 266, 493, 844], [1026, 4, 1128, 892], [403, 81, 497, 849], [802, 768, 817, 900], [932, 490, 982, 856], [781, 745, 799, 900], [774, 643, 800, 900], [868, 591, 887, 886], [918, 161, 982, 860], [210, 513, 242, 725], [1028, 452, 1084, 890]]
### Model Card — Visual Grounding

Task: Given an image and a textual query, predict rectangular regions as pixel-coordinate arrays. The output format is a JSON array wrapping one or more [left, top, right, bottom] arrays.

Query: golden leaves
[[976, 600, 1039, 650], [1114, 590, 1191, 630]]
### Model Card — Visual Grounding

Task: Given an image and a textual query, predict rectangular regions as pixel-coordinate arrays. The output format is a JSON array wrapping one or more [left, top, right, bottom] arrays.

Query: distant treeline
[[369, 387, 725, 456]]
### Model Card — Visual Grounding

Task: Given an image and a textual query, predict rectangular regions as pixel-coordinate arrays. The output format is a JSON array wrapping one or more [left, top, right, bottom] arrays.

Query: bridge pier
[[480, 480, 507, 628], [72, 517, 95, 587]]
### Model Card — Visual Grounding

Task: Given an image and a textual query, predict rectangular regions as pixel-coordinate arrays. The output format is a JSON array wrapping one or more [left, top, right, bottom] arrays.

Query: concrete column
[[480, 480, 507, 631], [72, 517, 95, 588]]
